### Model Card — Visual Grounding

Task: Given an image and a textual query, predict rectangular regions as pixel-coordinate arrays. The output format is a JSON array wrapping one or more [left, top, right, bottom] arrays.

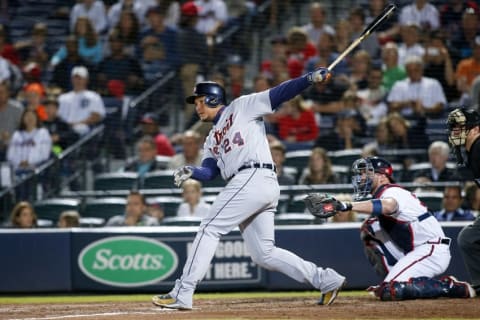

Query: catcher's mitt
[[304, 193, 352, 218]]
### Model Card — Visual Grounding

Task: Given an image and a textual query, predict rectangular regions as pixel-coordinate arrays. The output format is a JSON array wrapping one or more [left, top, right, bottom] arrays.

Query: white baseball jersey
[[202, 91, 274, 180], [58, 90, 106, 124]]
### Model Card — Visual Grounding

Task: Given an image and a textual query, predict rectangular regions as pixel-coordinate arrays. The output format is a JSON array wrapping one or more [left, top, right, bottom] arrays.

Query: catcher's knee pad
[[363, 246, 388, 278], [378, 277, 448, 301]]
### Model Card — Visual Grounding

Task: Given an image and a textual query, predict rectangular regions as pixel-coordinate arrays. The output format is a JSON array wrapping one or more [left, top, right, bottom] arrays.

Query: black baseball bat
[[328, 3, 397, 71]]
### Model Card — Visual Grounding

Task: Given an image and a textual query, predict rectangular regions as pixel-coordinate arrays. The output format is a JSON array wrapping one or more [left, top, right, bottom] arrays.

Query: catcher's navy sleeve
[[191, 157, 220, 181], [269, 75, 311, 110]]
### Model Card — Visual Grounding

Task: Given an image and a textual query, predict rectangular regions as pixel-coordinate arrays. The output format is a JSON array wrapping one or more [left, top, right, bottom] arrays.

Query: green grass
[[0, 290, 367, 304]]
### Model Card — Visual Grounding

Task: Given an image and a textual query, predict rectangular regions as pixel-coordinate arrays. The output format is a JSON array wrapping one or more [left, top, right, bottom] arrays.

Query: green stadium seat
[[34, 198, 80, 223], [327, 149, 363, 166], [146, 196, 184, 217], [274, 213, 315, 225], [82, 197, 127, 221], [143, 170, 175, 189], [415, 191, 444, 212], [94, 172, 138, 191], [161, 216, 202, 226]]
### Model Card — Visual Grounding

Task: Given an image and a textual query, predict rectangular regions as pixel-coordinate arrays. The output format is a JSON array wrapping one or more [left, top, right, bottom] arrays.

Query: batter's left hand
[[308, 67, 331, 83], [173, 166, 193, 187]]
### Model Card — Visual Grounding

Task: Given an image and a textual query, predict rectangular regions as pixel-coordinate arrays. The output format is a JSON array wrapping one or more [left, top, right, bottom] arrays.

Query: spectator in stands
[[107, 0, 149, 32], [50, 35, 89, 91], [168, 130, 203, 169], [397, 23, 425, 67], [450, 7, 480, 61], [106, 190, 159, 226], [399, 0, 440, 31], [177, 179, 210, 218], [0, 55, 10, 83], [387, 55, 446, 118], [0, 82, 22, 161], [110, 9, 141, 58], [0, 24, 21, 66], [179, 1, 209, 126], [346, 49, 372, 90], [333, 19, 351, 57], [71, 16, 103, 66], [357, 66, 388, 126], [6, 201, 37, 228], [269, 139, 295, 186], [362, 119, 392, 156], [385, 112, 428, 150], [423, 30, 457, 102], [285, 26, 316, 78], [136, 112, 175, 156], [381, 42, 407, 92], [301, 2, 335, 45], [305, 32, 349, 79], [260, 35, 288, 82], [97, 30, 143, 96], [413, 141, 457, 183], [455, 36, 480, 106], [434, 186, 476, 221], [7, 109, 52, 173], [348, 7, 380, 59], [70, 0, 108, 35], [305, 80, 347, 115], [22, 83, 47, 122], [298, 147, 339, 185], [124, 135, 161, 178], [463, 182, 480, 216], [140, 6, 179, 74], [314, 103, 365, 151], [58, 66, 106, 136], [194, 0, 228, 49], [275, 95, 318, 146], [57, 210, 80, 228], [14, 22, 51, 71], [224, 54, 251, 101], [440, 0, 479, 43], [43, 97, 79, 155]]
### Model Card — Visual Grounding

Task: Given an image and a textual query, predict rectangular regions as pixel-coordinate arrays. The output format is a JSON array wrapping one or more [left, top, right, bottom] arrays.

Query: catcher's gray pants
[[457, 216, 480, 288]]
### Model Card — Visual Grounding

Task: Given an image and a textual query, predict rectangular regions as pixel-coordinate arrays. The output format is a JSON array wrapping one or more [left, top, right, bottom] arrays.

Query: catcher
[[304, 156, 476, 300]]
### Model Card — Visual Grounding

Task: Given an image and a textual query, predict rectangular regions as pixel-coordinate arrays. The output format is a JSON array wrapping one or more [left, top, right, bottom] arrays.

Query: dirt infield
[[2, 294, 480, 320]]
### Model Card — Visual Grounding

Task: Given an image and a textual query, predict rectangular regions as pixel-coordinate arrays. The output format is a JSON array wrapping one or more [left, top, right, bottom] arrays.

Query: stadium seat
[[277, 194, 291, 213], [415, 191, 444, 212], [143, 170, 175, 189], [34, 198, 80, 222], [146, 196, 183, 217], [161, 216, 202, 226], [286, 194, 308, 213], [327, 149, 363, 166], [284, 149, 311, 176], [94, 172, 138, 191], [332, 165, 351, 184], [82, 197, 127, 221], [274, 213, 315, 225], [202, 175, 227, 188], [155, 155, 173, 170]]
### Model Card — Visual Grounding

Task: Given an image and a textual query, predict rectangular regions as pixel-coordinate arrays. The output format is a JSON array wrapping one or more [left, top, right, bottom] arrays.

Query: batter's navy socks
[[318, 279, 346, 306]]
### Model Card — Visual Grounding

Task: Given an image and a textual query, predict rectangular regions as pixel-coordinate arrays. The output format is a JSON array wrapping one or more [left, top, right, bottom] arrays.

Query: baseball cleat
[[155, 301, 192, 310], [318, 280, 346, 306], [441, 276, 477, 298], [152, 294, 175, 306]]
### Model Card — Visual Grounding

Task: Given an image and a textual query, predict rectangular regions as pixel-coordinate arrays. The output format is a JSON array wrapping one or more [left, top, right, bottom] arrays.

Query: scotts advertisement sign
[[78, 236, 178, 287]]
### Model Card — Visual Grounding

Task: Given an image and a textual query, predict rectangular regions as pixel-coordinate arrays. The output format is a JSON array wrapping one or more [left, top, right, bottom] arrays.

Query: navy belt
[[418, 212, 433, 222], [238, 163, 276, 173]]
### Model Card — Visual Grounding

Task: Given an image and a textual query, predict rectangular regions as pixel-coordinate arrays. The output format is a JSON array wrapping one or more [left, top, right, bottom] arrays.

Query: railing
[[0, 125, 104, 221]]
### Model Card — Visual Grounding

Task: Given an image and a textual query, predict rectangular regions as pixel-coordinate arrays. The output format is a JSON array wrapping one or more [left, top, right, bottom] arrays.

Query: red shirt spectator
[[139, 113, 175, 156], [276, 95, 318, 142]]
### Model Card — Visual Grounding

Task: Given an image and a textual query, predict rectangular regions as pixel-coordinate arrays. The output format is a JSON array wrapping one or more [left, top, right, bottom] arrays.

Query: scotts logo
[[78, 236, 178, 287]]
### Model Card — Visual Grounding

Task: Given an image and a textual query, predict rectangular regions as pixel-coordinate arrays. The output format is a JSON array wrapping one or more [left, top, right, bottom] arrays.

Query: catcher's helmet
[[186, 81, 226, 107], [447, 108, 480, 147], [351, 157, 394, 201]]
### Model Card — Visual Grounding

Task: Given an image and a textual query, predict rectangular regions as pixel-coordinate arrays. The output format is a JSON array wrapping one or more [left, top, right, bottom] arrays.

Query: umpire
[[447, 107, 480, 296]]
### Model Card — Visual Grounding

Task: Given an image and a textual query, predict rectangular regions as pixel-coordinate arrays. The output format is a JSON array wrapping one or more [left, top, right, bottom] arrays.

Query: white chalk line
[[6, 308, 188, 320]]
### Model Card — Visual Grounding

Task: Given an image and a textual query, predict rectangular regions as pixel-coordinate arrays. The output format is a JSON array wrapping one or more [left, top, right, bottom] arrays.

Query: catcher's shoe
[[441, 276, 476, 298], [318, 280, 346, 306]]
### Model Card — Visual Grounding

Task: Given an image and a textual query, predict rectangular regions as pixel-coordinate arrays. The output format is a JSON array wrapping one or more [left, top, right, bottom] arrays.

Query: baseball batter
[[306, 157, 476, 301], [151, 68, 346, 310]]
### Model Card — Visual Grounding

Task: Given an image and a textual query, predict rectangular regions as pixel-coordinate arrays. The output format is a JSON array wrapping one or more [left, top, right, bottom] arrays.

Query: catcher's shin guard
[[378, 276, 475, 301]]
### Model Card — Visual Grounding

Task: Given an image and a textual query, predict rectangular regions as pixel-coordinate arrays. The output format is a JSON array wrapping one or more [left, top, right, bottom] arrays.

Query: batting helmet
[[351, 157, 394, 200], [185, 81, 226, 107], [447, 108, 480, 147]]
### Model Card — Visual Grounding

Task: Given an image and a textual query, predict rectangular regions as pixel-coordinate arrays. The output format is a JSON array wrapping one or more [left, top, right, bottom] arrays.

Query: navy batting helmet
[[186, 81, 226, 107]]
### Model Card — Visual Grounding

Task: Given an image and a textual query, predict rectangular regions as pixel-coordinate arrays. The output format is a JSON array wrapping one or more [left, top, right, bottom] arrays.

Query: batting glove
[[173, 166, 193, 187], [307, 67, 331, 83]]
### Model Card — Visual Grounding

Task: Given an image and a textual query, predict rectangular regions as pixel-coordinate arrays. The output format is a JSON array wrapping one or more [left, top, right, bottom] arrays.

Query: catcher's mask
[[447, 108, 480, 147], [351, 157, 394, 201]]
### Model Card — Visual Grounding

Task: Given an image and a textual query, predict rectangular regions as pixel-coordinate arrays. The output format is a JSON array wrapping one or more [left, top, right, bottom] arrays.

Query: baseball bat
[[327, 3, 397, 72]]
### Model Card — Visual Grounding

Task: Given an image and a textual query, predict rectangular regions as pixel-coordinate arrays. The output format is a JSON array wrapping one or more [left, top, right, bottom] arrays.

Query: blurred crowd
[[1, 0, 480, 227]]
